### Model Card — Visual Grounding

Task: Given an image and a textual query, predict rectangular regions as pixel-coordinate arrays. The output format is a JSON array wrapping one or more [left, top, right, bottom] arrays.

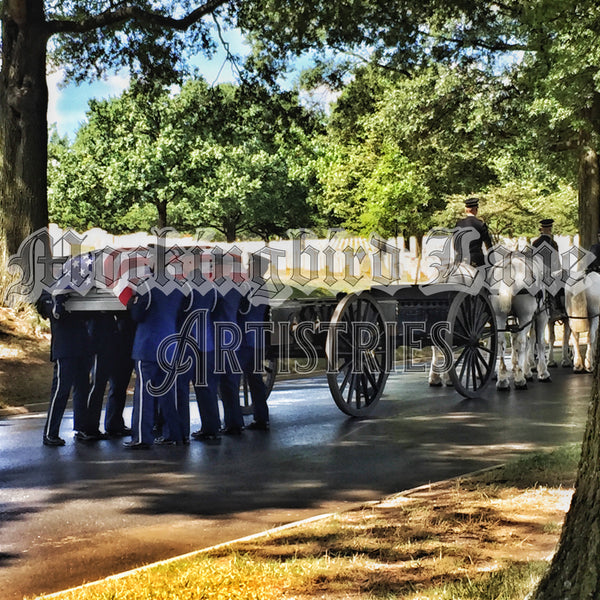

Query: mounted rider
[[454, 197, 493, 268], [531, 218, 565, 316]]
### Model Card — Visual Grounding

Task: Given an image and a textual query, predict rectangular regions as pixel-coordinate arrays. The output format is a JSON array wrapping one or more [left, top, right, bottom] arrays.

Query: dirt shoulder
[[0, 306, 52, 412]]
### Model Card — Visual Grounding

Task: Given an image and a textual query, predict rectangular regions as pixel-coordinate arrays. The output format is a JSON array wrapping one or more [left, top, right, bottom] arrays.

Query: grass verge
[[31, 443, 580, 600]]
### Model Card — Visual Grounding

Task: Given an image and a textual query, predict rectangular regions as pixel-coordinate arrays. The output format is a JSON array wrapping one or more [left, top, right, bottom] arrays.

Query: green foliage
[[46, 1, 221, 85], [46, 0, 589, 244], [48, 79, 321, 241]]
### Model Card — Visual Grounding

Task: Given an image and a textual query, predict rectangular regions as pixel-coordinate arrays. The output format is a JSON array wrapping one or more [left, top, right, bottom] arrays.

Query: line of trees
[[48, 63, 578, 244]]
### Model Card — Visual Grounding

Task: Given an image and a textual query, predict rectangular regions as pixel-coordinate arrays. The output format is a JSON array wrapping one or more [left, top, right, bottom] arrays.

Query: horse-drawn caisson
[[9, 226, 595, 420]]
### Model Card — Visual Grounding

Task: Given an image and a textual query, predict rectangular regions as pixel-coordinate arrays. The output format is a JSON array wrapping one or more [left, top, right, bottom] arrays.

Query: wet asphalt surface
[[0, 366, 593, 599]]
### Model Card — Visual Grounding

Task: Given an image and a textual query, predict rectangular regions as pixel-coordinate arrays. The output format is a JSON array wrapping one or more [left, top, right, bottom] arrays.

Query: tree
[[48, 79, 318, 240], [5, 0, 597, 264], [314, 62, 504, 238]]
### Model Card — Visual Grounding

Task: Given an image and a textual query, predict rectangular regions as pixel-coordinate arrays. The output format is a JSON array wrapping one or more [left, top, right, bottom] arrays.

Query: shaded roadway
[[0, 366, 592, 599]]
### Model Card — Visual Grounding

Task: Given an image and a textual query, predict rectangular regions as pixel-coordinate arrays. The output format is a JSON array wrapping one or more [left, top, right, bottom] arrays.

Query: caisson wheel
[[446, 292, 497, 398], [326, 292, 390, 416]]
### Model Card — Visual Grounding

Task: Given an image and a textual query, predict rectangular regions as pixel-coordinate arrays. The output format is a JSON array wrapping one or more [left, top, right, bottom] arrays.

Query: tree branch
[[211, 13, 244, 84], [47, 0, 228, 35]]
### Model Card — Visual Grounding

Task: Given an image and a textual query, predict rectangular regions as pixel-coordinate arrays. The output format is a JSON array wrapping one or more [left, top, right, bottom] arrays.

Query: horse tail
[[567, 288, 589, 333]]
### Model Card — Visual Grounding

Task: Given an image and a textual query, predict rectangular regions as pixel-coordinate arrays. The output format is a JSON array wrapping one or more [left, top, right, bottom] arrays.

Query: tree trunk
[[578, 135, 600, 250], [533, 336, 600, 599], [0, 0, 49, 266], [156, 199, 168, 229]]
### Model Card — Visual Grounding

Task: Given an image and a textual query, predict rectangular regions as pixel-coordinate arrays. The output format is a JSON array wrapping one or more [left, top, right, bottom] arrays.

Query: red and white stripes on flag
[[100, 248, 151, 306]]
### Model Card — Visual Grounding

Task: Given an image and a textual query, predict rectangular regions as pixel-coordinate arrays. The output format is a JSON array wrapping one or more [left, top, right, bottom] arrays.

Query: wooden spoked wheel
[[326, 292, 390, 416], [446, 292, 497, 398]]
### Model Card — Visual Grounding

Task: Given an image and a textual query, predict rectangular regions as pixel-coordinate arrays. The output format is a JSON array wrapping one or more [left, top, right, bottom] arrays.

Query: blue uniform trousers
[[191, 352, 221, 435], [45, 356, 91, 439], [132, 360, 184, 445], [104, 358, 134, 434], [218, 369, 245, 430], [239, 347, 269, 424]]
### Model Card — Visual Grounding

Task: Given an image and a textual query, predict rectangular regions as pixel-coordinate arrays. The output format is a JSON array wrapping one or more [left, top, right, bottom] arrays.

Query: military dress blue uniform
[[104, 312, 136, 435], [177, 279, 221, 441], [37, 291, 92, 446], [85, 311, 135, 439], [127, 286, 186, 448], [238, 294, 271, 430], [213, 285, 246, 434], [454, 197, 493, 267]]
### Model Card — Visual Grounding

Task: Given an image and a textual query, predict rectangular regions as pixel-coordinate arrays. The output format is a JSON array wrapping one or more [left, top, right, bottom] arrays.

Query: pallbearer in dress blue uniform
[[85, 311, 135, 439], [178, 277, 222, 442], [213, 285, 246, 435], [126, 283, 187, 448], [103, 311, 136, 436], [36, 291, 93, 446], [239, 290, 271, 431]]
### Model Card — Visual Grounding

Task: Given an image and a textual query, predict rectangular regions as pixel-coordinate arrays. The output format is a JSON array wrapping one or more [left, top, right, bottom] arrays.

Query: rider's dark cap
[[540, 218, 554, 228], [464, 197, 480, 208]]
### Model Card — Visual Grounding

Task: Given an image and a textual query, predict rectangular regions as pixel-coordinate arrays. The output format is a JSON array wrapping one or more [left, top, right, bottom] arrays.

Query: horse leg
[[523, 328, 535, 381], [571, 330, 585, 372], [496, 334, 510, 391], [428, 345, 443, 386], [535, 312, 551, 382], [561, 320, 573, 368], [511, 329, 529, 389], [547, 319, 558, 368], [585, 316, 598, 372]]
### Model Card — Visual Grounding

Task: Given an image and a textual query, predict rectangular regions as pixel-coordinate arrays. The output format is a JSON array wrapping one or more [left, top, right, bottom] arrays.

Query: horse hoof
[[445, 382, 454, 387], [525, 375, 534, 382], [538, 377, 552, 383], [515, 383, 528, 390], [496, 386, 510, 393], [548, 361, 557, 368], [429, 381, 443, 387]]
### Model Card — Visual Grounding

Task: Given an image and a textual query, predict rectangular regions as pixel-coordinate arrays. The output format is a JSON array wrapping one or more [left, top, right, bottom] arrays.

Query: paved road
[[0, 366, 592, 599]]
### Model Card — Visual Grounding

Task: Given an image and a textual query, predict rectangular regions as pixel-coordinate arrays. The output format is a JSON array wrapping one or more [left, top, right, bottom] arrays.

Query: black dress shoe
[[155, 437, 186, 446], [106, 427, 132, 438], [221, 425, 244, 435], [75, 431, 107, 442], [246, 420, 270, 431], [123, 441, 151, 450], [43, 435, 66, 447], [191, 430, 221, 443]]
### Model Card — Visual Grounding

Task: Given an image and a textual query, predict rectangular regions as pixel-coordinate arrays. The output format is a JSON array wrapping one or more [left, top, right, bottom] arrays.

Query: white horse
[[427, 252, 551, 390], [486, 251, 551, 390], [565, 271, 600, 372]]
